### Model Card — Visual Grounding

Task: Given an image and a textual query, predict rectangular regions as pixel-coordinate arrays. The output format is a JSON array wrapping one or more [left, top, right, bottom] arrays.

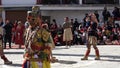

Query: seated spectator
[[112, 40, 120, 45], [105, 39, 113, 45]]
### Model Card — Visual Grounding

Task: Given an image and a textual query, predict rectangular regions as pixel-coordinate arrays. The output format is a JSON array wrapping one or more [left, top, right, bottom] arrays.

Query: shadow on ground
[[0, 63, 22, 67], [56, 60, 77, 64], [100, 59, 120, 62], [4, 52, 24, 54], [8, 63, 22, 67], [53, 53, 120, 62]]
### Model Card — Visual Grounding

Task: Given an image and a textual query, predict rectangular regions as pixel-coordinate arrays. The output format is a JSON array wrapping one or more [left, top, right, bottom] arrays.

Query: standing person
[[42, 20, 49, 30], [94, 10, 99, 22], [112, 6, 120, 21], [44, 19, 50, 29], [81, 13, 100, 60], [0, 23, 12, 64], [70, 19, 74, 34], [73, 18, 79, 31], [102, 7, 111, 24], [50, 19, 58, 38], [22, 6, 57, 68], [3, 20, 13, 49], [83, 13, 89, 28], [15, 21, 25, 48], [63, 17, 73, 48], [12, 20, 18, 43]]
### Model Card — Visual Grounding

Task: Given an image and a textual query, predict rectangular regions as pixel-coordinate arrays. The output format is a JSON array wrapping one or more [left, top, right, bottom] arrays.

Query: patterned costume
[[22, 6, 57, 68], [81, 13, 100, 60]]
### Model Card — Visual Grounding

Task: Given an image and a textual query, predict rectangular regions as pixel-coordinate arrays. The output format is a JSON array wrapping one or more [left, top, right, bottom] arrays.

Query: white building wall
[[41, 11, 52, 16], [2, 0, 36, 5], [79, 0, 82, 4], [50, 10, 87, 25], [1, 0, 116, 25], [42, 10, 104, 26], [2, 11, 5, 22], [41, 8, 115, 26]]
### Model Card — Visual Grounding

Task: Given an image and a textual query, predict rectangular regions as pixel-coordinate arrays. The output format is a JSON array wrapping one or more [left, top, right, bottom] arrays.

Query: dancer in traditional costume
[[81, 13, 100, 60], [22, 6, 57, 68]]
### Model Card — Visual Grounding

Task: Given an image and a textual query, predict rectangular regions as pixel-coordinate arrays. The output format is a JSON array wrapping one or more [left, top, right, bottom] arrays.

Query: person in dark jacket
[[102, 7, 111, 23], [3, 20, 13, 49], [112, 6, 120, 20], [0, 20, 12, 64]]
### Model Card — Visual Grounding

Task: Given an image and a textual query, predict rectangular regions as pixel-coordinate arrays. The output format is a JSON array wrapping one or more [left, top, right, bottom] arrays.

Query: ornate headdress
[[27, 6, 41, 27]]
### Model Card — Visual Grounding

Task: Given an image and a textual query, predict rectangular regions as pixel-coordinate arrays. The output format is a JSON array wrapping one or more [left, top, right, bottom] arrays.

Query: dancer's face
[[27, 12, 40, 28]]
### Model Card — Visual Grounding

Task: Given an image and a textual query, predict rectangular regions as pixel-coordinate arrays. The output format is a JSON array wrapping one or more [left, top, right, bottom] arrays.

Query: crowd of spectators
[[0, 7, 120, 47], [0, 19, 25, 49], [49, 7, 120, 46]]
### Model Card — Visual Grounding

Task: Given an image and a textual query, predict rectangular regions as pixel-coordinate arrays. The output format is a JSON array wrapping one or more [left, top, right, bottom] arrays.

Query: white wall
[[79, 0, 82, 4], [41, 7, 115, 26], [2, 0, 36, 5], [42, 10, 104, 26], [2, 11, 5, 23]]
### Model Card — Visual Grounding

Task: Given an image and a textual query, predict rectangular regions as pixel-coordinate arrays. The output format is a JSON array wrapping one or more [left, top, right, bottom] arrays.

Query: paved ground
[[0, 45, 120, 68]]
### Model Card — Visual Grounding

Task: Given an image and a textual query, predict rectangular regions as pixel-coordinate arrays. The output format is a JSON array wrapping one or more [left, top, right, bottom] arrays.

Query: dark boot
[[81, 49, 90, 60], [1, 55, 12, 64], [95, 49, 100, 60]]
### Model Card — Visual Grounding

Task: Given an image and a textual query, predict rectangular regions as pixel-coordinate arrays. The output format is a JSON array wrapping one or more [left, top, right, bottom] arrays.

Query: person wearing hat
[[81, 13, 100, 60], [22, 6, 57, 68]]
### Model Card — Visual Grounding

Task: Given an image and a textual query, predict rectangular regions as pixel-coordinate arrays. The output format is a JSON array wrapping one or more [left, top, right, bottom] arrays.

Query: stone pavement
[[0, 45, 120, 68]]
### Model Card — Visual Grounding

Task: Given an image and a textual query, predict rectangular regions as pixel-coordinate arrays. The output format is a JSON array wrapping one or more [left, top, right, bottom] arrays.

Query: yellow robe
[[23, 28, 53, 68]]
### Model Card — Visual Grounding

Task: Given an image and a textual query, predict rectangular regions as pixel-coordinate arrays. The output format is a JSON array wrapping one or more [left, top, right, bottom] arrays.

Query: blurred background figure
[[102, 7, 111, 24], [0, 20, 12, 64], [12, 20, 18, 43], [3, 19, 13, 49], [50, 19, 58, 38], [15, 21, 25, 48], [63, 17, 73, 48]]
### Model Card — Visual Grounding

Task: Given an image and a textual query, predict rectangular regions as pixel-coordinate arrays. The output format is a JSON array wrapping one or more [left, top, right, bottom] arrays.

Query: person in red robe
[[50, 19, 58, 38], [15, 21, 25, 48], [12, 20, 18, 43]]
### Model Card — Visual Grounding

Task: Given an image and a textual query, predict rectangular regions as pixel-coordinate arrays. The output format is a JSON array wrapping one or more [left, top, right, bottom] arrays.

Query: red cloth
[[15, 24, 25, 45], [12, 23, 17, 42]]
